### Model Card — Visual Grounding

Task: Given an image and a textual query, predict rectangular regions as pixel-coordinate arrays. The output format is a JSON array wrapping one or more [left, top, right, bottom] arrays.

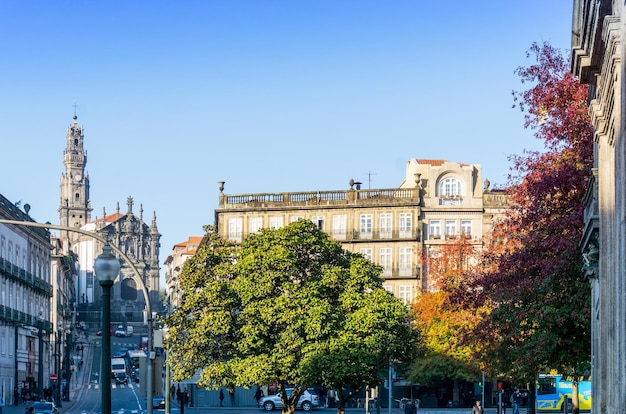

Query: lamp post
[[94, 244, 121, 414], [163, 325, 170, 414], [38, 307, 44, 401], [55, 327, 62, 408], [0, 219, 154, 414]]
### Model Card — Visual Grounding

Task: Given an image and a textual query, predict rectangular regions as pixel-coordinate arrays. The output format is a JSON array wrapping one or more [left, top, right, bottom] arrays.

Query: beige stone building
[[572, 2, 624, 412], [164, 236, 203, 310], [214, 159, 508, 303]]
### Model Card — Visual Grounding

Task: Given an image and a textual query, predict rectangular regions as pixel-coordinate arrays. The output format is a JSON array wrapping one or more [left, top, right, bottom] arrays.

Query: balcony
[[219, 187, 421, 210], [349, 228, 420, 241], [439, 195, 463, 206]]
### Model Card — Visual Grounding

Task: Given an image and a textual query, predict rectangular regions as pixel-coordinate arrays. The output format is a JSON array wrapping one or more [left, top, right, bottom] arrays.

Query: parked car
[[259, 388, 319, 412], [32, 401, 58, 414]]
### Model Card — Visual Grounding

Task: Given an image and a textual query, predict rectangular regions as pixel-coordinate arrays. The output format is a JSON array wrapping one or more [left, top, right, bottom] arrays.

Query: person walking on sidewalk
[[511, 389, 523, 414], [403, 399, 416, 414], [472, 400, 484, 414]]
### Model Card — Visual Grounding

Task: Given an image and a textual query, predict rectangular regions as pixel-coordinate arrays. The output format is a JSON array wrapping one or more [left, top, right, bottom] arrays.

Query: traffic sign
[[50, 374, 58, 382]]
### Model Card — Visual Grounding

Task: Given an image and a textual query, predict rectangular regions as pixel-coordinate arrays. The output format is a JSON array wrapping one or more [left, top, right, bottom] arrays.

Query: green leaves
[[165, 219, 416, 413]]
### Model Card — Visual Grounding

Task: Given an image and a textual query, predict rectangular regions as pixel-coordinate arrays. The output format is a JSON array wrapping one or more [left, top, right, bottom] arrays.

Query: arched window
[[121, 278, 138, 301], [438, 177, 462, 197]]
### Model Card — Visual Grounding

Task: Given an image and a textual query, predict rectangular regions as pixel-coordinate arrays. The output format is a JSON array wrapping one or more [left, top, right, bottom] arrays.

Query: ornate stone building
[[572, 1, 623, 412], [214, 159, 508, 302], [58, 116, 162, 322]]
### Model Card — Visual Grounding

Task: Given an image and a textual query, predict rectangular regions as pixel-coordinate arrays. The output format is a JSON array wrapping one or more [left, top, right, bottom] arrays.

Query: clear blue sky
[[0, 1, 573, 284]]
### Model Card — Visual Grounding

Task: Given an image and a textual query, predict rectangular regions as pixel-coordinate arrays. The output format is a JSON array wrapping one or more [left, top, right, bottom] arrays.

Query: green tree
[[165, 220, 416, 414]]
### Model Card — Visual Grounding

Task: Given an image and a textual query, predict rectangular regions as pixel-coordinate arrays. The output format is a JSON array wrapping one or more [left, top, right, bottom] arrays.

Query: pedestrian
[[219, 389, 224, 407], [254, 386, 263, 405], [511, 389, 523, 414], [327, 388, 335, 408], [228, 387, 235, 406], [472, 400, 484, 414], [403, 399, 416, 414]]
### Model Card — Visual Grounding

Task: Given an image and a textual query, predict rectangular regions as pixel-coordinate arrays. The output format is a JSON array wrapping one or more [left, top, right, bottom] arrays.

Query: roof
[[415, 159, 470, 167]]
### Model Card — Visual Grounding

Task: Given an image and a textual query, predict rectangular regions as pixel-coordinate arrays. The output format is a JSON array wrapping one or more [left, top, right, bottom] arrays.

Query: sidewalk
[[3, 332, 94, 414]]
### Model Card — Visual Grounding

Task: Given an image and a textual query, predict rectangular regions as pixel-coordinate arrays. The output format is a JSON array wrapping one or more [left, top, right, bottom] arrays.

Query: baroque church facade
[[59, 116, 161, 322]]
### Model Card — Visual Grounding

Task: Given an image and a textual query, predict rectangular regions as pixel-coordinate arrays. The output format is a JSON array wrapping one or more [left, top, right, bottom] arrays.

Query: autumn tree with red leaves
[[473, 42, 593, 413], [408, 237, 488, 389]]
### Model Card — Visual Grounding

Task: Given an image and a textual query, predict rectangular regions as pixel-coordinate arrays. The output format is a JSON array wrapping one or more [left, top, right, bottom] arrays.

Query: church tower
[[59, 115, 92, 244]]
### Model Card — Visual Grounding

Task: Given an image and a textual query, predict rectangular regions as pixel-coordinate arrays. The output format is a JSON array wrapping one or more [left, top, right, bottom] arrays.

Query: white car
[[259, 388, 320, 411]]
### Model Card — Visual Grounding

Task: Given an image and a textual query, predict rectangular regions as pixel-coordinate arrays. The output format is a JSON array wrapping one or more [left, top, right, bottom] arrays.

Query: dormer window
[[438, 177, 462, 197]]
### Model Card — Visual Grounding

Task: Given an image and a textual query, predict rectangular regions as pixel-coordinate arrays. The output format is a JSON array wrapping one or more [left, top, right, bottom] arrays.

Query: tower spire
[[58, 114, 92, 243]]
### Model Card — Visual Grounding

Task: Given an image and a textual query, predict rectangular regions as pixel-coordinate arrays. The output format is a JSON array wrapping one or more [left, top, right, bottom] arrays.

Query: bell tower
[[59, 115, 92, 244]]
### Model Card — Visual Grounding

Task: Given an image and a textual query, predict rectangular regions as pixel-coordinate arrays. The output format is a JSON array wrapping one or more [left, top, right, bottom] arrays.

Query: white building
[[0, 195, 52, 403]]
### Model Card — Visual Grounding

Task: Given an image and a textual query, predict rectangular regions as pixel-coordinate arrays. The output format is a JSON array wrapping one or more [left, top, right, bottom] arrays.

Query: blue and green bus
[[536, 374, 591, 412]]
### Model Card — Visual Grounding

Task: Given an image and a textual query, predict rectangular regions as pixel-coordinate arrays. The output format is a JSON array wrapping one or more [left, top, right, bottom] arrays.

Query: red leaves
[[473, 42, 593, 380]]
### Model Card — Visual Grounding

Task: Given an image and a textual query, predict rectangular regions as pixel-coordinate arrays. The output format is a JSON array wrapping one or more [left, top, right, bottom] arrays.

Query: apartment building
[[214, 159, 508, 304], [0, 194, 53, 402], [164, 236, 203, 310]]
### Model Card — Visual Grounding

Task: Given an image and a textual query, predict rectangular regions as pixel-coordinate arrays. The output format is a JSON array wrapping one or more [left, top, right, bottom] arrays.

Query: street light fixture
[[94, 244, 120, 414]]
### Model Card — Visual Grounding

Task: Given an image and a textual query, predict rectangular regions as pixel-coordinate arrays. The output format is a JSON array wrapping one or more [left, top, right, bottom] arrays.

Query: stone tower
[[58, 115, 92, 244]]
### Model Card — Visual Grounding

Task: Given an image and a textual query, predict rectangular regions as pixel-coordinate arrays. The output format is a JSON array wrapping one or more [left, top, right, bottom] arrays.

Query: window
[[269, 216, 283, 229], [227, 218, 243, 242], [360, 214, 373, 239], [249, 217, 263, 233], [311, 215, 325, 230], [399, 247, 412, 276], [332, 215, 347, 240], [359, 248, 373, 261], [399, 213, 412, 238], [289, 215, 303, 223], [379, 213, 392, 238], [383, 285, 393, 294], [461, 220, 472, 238], [445, 220, 457, 238], [438, 177, 462, 197], [379, 247, 392, 276], [429, 220, 441, 239], [398, 285, 413, 305]]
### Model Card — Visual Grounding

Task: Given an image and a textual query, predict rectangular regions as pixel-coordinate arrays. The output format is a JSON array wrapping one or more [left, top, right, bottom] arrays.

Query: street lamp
[[55, 324, 62, 408], [0, 219, 154, 414], [38, 307, 44, 401], [94, 244, 120, 414]]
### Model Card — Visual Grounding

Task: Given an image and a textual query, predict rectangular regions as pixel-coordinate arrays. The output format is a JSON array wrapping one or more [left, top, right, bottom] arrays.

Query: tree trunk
[[281, 405, 296, 414], [571, 379, 579, 414]]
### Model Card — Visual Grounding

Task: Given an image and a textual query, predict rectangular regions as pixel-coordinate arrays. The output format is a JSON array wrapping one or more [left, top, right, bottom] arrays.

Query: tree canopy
[[165, 219, 416, 414], [409, 238, 487, 385], [474, 42, 593, 382]]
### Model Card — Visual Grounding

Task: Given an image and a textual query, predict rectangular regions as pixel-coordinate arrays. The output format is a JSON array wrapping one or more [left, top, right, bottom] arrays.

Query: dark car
[[115, 371, 128, 384], [152, 396, 165, 409], [114, 348, 129, 358]]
